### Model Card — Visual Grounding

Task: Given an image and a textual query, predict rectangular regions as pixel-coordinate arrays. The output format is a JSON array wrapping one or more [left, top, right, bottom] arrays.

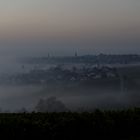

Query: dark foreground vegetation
[[0, 108, 140, 139]]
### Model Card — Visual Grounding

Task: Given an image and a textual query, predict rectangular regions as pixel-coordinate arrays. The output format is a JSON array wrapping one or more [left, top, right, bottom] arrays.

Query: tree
[[35, 97, 67, 112], [17, 107, 28, 113]]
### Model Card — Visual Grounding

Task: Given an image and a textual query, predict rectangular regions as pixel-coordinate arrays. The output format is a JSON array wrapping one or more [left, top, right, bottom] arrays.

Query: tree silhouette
[[35, 97, 67, 112]]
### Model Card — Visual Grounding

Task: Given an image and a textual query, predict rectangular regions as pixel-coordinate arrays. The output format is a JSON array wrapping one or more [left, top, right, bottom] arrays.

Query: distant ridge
[[21, 54, 140, 65]]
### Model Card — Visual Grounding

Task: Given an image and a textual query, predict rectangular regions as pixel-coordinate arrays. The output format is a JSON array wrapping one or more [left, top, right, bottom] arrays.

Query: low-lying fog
[[0, 83, 139, 111], [0, 56, 140, 112]]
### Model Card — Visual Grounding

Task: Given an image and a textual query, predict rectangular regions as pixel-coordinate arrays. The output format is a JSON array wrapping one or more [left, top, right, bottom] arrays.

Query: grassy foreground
[[0, 108, 140, 139]]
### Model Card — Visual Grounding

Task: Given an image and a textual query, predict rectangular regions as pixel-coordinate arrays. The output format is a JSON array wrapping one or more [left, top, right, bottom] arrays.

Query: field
[[0, 108, 140, 139]]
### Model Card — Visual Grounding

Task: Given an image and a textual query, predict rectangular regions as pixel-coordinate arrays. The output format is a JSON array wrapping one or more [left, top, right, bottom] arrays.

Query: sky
[[0, 0, 140, 56]]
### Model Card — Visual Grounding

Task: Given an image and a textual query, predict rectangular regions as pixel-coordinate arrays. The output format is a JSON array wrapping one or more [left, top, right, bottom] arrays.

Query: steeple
[[75, 52, 78, 57], [48, 53, 50, 58]]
